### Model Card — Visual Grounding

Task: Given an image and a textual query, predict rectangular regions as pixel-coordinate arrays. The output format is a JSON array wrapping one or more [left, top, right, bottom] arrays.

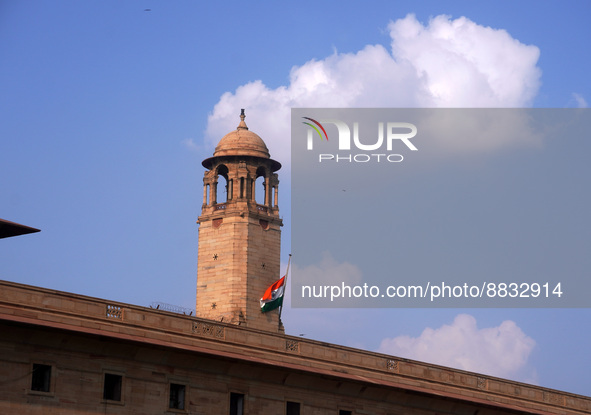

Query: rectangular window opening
[[169, 383, 186, 410], [230, 392, 244, 415], [31, 363, 51, 392], [287, 401, 301, 415], [103, 373, 122, 401]]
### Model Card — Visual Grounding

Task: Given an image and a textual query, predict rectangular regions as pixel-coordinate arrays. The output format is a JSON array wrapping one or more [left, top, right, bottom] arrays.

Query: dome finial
[[238, 108, 248, 130]]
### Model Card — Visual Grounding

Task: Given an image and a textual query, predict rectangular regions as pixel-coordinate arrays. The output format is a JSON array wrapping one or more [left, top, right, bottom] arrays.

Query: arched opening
[[255, 167, 267, 206], [216, 165, 229, 204], [254, 176, 265, 205], [204, 183, 210, 206]]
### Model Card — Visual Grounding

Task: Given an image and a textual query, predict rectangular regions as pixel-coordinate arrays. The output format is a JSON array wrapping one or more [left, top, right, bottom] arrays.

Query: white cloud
[[572, 93, 588, 108], [291, 251, 363, 288], [377, 314, 537, 383], [281, 254, 367, 340], [205, 14, 541, 164], [388, 15, 540, 107], [181, 138, 201, 152]]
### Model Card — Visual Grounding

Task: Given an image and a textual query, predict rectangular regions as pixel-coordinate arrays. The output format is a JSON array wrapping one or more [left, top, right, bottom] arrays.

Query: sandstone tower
[[196, 110, 283, 332]]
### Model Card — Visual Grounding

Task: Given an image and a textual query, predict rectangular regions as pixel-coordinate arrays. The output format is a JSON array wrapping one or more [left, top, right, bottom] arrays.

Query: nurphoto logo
[[302, 117, 418, 163]]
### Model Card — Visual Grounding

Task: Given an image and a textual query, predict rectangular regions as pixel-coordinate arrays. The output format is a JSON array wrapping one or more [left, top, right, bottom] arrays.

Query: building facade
[[1, 280, 591, 414], [1, 113, 590, 414]]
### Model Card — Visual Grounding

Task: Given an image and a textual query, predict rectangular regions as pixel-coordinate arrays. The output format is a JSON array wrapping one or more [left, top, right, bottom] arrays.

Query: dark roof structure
[[0, 218, 40, 239]]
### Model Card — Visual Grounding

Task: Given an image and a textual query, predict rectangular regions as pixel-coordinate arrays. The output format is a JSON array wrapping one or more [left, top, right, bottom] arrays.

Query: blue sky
[[1, 0, 590, 396]]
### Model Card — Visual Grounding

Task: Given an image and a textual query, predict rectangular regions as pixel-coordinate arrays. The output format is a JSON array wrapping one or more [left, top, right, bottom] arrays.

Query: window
[[229, 392, 244, 415], [339, 411, 352, 415], [31, 363, 51, 392], [286, 401, 300, 415], [169, 383, 186, 410], [103, 373, 122, 401]]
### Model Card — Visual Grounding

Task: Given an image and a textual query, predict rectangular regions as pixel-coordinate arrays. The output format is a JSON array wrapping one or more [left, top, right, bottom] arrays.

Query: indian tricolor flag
[[260, 276, 285, 313]]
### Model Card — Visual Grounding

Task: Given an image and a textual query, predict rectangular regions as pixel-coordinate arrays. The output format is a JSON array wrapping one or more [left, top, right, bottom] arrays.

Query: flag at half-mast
[[260, 276, 285, 313]]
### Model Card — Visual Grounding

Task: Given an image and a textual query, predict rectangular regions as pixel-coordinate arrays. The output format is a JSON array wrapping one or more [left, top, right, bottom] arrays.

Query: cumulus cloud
[[572, 93, 588, 108], [181, 138, 201, 151], [292, 251, 363, 287], [388, 15, 540, 107], [287, 251, 365, 308], [378, 314, 537, 383], [205, 14, 541, 163]]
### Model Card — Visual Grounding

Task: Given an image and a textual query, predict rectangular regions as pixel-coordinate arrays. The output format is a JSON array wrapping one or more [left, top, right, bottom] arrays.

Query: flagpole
[[278, 254, 292, 330]]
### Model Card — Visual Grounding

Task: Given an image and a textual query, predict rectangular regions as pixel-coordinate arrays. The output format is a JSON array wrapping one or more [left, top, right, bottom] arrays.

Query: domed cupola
[[202, 109, 281, 171]]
